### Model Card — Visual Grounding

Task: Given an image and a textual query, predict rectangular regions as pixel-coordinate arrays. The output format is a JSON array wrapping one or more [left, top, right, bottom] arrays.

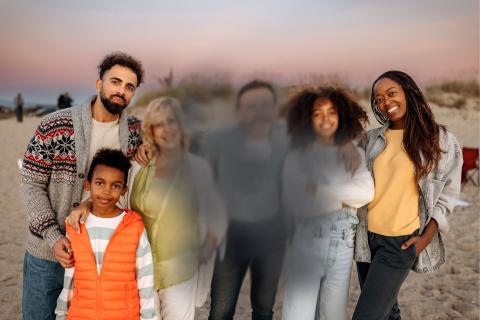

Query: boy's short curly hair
[[98, 52, 144, 87], [286, 86, 368, 149], [87, 148, 131, 186]]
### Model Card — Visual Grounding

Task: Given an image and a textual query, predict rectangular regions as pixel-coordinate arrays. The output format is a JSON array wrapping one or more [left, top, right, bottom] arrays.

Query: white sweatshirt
[[282, 144, 374, 219]]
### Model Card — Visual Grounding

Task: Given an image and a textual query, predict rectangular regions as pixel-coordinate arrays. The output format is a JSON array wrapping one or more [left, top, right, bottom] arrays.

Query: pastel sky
[[0, 0, 478, 104]]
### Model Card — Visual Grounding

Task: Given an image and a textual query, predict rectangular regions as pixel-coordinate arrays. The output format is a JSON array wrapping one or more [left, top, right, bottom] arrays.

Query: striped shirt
[[55, 211, 157, 320]]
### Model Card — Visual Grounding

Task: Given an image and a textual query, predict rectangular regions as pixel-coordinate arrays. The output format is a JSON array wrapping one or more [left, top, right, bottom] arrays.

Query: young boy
[[55, 148, 157, 320]]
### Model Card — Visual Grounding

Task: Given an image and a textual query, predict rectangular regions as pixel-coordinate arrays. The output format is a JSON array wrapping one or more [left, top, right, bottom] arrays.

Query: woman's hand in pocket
[[401, 218, 439, 255], [401, 236, 422, 256]]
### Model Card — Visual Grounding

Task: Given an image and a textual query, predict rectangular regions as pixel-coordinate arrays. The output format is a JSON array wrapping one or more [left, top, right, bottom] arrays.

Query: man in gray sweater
[[20, 52, 144, 320]]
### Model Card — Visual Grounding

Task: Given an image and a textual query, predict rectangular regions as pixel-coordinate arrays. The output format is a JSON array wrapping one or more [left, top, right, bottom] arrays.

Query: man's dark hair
[[287, 86, 368, 149], [87, 148, 131, 186], [236, 79, 277, 109], [98, 52, 144, 87]]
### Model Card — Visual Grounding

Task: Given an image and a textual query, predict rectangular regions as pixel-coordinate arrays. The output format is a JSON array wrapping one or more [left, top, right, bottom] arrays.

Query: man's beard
[[100, 91, 128, 115]]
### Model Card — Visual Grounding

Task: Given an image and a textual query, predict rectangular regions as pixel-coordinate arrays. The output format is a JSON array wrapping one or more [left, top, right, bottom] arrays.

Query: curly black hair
[[286, 86, 368, 149], [87, 148, 132, 186], [98, 52, 144, 87]]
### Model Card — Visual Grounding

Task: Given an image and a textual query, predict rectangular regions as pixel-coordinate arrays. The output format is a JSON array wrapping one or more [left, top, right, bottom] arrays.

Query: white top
[[81, 118, 120, 201], [282, 144, 374, 218]]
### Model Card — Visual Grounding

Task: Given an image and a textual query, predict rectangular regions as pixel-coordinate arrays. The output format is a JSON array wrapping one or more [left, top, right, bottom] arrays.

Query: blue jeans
[[209, 218, 285, 320], [23, 251, 64, 320], [282, 209, 358, 320]]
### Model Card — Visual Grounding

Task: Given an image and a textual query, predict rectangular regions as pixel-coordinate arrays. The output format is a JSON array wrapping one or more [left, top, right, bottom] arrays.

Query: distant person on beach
[[20, 51, 144, 320], [54, 149, 157, 320], [352, 71, 463, 320], [15, 92, 24, 122], [57, 92, 73, 110], [64, 92, 72, 109]]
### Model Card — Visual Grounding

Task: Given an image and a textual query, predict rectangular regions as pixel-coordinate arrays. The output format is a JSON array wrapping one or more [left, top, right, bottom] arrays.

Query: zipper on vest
[[95, 278, 100, 320], [125, 284, 130, 319], [97, 214, 128, 277], [96, 279, 100, 320], [93, 218, 126, 320]]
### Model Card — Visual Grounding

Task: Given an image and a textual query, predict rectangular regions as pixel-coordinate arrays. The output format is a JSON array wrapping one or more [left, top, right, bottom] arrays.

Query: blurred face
[[151, 106, 183, 151], [96, 65, 138, 115], [85, 165, 127, 212], [373, 77, 407, 128], [312, 99, 339, 145], [237, 87, 276, 137]]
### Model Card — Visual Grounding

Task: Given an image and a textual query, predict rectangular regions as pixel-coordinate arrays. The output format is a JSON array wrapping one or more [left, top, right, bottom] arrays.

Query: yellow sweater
[[367, 129, 420, 236]]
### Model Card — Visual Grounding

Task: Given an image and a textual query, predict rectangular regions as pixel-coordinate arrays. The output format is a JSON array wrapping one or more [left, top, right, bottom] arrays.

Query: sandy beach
[[0, 98, 478, 319]]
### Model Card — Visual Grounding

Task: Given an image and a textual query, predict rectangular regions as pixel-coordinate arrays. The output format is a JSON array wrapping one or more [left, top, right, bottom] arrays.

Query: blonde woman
[[67, 97, 227, 320]]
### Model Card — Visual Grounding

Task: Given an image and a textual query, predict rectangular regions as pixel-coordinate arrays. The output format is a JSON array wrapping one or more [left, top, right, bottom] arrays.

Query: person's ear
[[121, 186, 128, 196], [84, 180, 91, 191], [96, 79, 102, 93]]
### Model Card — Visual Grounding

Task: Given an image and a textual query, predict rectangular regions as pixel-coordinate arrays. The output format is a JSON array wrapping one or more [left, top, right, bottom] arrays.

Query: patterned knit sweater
[[20, 96, 142, 261]]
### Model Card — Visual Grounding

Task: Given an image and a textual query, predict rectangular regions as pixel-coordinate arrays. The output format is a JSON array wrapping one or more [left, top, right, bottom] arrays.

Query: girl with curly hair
[[282, 86, 374, 319]]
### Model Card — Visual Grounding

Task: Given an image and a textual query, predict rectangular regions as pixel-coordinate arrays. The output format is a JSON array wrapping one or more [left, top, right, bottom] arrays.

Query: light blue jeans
[[282, 209, 358, 320]]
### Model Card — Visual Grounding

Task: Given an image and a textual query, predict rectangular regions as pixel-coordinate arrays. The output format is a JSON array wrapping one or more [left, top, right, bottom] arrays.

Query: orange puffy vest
[[66, 210, 145, 320]]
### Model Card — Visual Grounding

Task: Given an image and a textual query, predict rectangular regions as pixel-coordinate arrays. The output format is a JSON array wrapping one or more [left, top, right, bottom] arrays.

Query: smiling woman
[[372, 78, 408, 129], [371, 70, 445, 181], [286, 86, 368, 149], [353, 70, 463, 320], [141, 97, 188, 156]]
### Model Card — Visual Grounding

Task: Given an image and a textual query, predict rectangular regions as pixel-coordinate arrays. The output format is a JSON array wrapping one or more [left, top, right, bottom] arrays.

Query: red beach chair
[[461, 147, 479, 186]]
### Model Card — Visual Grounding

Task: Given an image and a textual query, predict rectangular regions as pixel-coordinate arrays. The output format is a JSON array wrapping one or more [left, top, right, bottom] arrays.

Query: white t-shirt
[[81, 118, 120, 201]]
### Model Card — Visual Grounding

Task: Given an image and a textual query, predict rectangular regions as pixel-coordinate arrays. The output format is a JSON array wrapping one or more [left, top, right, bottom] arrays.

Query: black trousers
[[353, 230, 418, 320], [209, 218, 285, 320]]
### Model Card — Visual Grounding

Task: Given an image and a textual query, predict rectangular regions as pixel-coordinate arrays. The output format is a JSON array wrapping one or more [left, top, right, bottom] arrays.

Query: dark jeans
[[352, 230, 418, 320], [209, 219, 286, 320], [23, 251, 64, 320]]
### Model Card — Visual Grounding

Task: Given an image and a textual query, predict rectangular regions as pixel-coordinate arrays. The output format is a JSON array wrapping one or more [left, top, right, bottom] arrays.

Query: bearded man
[[20, 52, 144, 320]]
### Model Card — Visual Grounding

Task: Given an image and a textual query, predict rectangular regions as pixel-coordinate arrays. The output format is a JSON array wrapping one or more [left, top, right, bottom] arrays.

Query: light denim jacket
[[354, 123, 463, 273]]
